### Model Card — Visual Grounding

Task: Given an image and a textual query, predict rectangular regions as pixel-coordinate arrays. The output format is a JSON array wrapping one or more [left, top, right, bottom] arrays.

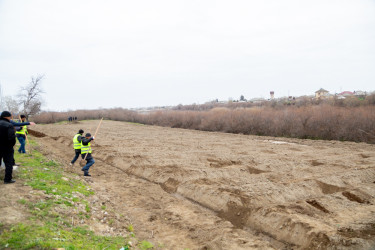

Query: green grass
[[0, 141, 131, 249], [138, 240, 154, 250], [127, 224, 134, 232], [1, 223, 125, 249], [17, 150, 93, 198]]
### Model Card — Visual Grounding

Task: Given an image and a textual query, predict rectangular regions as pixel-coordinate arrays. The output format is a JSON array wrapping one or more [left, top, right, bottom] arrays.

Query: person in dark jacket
[[0, 117, 36, 167], [70, 129, 84, 166], [0, 111, 17, 183], [81, 133, 95, 176]]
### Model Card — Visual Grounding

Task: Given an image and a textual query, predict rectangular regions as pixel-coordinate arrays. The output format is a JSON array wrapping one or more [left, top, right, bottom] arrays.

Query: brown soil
[[306, 200, 330, 213], [28, 120, 375, 249]]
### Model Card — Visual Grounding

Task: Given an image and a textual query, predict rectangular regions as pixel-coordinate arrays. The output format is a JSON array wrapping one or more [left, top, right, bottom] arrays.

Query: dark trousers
[[71, 149, 81, 164], [0, 149, 14, 182], [17, 136, 26, 153], [0, 152, 16, 166], [82, 158, 95, 172]]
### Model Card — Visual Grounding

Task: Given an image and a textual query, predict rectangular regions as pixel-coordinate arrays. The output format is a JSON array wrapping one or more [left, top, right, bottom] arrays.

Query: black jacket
[[0, 117, 16, 151]]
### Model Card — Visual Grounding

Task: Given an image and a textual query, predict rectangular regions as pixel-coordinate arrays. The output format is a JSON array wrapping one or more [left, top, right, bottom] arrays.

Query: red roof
[[338, 91, 354, 95]]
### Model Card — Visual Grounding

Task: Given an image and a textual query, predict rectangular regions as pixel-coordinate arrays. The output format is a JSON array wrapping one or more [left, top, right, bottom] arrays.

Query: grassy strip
[[0, 223, 126, 249], [0, 142, 133, 250]]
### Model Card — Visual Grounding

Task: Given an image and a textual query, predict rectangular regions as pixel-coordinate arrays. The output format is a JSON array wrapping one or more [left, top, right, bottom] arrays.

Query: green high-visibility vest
[[73, 134, 82, 149], [16, 125, 27, 135], [81, 142, 92, 154]]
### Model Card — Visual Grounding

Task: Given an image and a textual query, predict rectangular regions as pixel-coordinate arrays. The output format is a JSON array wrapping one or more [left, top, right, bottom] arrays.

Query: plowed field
[[31, 120, 375, 249]]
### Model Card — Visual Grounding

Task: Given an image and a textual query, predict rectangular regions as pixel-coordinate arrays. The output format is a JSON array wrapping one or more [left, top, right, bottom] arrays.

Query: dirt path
[[30, 120, 375, 249]]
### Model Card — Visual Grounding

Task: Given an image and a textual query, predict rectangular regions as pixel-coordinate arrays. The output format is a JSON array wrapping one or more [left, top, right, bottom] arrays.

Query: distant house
[[338, 91, 354, 97], [337, 90, 366, 99], [354, 90, 366, 98], [249, 98, 266, 103], [315, 88, 329, 99]]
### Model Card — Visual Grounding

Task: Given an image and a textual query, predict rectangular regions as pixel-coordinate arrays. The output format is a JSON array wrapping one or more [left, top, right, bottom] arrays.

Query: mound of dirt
[[28, 129, 46, 138]]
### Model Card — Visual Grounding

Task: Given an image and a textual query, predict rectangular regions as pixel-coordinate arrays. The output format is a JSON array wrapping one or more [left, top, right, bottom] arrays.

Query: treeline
[[33, 105, 375, 143]]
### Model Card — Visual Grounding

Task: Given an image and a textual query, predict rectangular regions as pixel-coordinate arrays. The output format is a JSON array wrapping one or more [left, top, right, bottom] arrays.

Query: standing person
[[15, 115, 28, 154], [81, 133, 95, 176], [0, 117, 35, 167], [0, 111, 16, 183], [70, 129, 84, 166]]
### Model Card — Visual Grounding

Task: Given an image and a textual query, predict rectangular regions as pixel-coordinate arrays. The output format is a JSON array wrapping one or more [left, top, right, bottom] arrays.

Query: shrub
[[32, 105, 375, 143]]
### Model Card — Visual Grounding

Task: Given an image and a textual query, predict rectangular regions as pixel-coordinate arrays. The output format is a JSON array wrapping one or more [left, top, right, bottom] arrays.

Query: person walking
[[15, 115, 28, 154], [81, 133, 95, 176], [70, 129, 84, 166], [0, 111, 17, 184]]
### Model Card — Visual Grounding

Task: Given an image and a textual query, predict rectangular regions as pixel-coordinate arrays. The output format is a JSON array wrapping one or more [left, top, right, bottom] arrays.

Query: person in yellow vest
[[81, 133, 95, 176], [70, 129, 84, 166], [15, 115, 28, 154]]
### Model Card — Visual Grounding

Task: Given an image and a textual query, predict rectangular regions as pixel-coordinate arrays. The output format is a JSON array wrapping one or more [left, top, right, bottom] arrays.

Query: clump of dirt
[[28, 129, 46, 138], [207, 158, 241, 168], [148, 215, 158, 222], [247, 166, 267, 174], [160, 178, 180, 193], [316, 180, 346, 194], [342, 191, 369, 204], [306, 200, 329, 213], [308, 232, 332, 249], [311, 160, 324, 166], [359, 154, 370, 158], [288, 204, 315, 217], [218, 201, 251, 229], [338, 224, 375, 239]]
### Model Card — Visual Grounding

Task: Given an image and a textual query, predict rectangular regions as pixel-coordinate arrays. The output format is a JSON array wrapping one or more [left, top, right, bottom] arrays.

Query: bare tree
[[4, 96, 19, 114], [18, 75, 44, 117]]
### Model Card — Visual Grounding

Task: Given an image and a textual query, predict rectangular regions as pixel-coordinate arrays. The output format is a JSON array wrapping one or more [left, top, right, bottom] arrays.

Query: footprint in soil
[[207, 158, 241, 168], [359, 154, 370, 159], [306, 200, 329, 213], [160, 178, 180, 193], [342, 191, 370, 204], [248, 166, 268, 174], [316, 181, 345, 194], [311, 160, 324, 166]]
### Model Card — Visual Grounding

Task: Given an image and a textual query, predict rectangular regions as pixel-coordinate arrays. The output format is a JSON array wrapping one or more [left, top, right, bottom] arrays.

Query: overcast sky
[[0, 0, 374, 111]]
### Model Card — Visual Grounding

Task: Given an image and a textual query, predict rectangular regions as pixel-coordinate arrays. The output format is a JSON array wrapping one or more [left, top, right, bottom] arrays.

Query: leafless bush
[[32, 105, 375, 143]]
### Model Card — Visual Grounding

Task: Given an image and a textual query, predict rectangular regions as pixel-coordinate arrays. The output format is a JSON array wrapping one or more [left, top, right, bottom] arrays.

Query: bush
[[32, 105, 375, 143]]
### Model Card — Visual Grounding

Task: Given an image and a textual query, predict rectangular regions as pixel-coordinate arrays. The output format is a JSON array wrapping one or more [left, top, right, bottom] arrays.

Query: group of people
[[70, 129, 95, 177], [0, 110, 97, 183], [0, 111, 36, 184], [68, 116, 77, 122]]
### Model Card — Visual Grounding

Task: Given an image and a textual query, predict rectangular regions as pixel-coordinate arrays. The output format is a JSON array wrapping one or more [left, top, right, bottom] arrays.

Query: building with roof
[[315, 88, 329, 99]]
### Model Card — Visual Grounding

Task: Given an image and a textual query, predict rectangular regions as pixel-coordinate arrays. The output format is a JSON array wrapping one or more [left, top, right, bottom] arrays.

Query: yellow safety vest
[[73, 134, 82, 149], [16, 125, 27, 135], [81, 142, 92, 154]]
